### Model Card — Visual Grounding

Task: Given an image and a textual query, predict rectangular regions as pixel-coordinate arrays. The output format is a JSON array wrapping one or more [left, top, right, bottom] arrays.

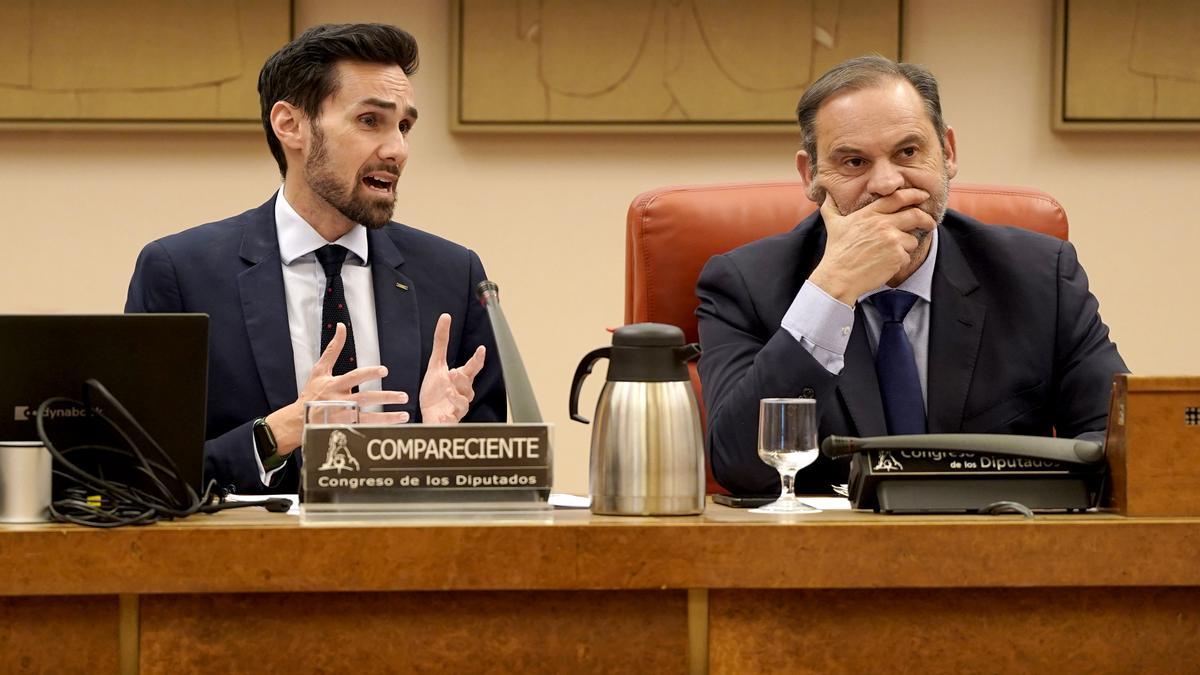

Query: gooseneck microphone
[[821, 433, 1105, 465], [475, 281, 542, 424]]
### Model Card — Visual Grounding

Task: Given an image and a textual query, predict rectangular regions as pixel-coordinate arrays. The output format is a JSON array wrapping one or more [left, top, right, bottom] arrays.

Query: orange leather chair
[[623, 181, 1069, 493]]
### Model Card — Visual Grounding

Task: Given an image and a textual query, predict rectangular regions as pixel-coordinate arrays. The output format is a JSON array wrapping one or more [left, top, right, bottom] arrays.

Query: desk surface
[[3, 502, 1198, 596]]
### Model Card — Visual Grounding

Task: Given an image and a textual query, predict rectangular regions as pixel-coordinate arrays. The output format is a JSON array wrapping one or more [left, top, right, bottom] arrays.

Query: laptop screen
[[0, 314, 208, 495]]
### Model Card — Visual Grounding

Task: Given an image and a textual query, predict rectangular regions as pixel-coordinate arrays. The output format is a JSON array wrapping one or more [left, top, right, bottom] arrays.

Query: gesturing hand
[[265, 323, 410, 453], [420, 313, 487, 424], [808, 187, 936, 305]]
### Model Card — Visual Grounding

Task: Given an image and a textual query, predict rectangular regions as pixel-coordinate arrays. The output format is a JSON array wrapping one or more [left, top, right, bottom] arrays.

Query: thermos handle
[[568, 347, 611, 424], [676, 343, 701, 362]]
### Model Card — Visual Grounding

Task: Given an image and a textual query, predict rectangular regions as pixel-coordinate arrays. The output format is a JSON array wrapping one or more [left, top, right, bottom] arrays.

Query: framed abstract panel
[[1054, 0, 1200, 131], [452, 0, 902, 132], [0, 0, 292, 129]]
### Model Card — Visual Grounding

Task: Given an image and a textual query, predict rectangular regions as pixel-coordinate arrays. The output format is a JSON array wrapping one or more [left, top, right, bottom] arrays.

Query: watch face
[[254, 419, 277, 459]]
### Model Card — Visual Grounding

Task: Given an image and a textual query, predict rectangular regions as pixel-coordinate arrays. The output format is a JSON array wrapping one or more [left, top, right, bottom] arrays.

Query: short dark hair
[[795, 55, 947, 177], [258, 23, 420, 178]]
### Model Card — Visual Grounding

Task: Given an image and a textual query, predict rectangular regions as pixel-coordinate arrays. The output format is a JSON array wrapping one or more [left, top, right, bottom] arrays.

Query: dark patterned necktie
[[872, 290, 926, 435], [315, 244, 357, 376]]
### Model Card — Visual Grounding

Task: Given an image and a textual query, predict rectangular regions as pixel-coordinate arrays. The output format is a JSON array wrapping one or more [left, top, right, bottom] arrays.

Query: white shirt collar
[[274, 186, 370, 267], [858, 226, 939, 305]]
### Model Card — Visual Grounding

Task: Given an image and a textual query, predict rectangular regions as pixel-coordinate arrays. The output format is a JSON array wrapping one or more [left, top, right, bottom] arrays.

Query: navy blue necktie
[[872, 290, 926, 435], [315, 245, 357, 376]]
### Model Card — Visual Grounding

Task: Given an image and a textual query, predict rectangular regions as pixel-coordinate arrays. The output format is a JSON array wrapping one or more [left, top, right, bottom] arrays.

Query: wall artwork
[[1056, 0, 1200, 131], [0, 0, 292, 129], [453, 0, 901, 132]]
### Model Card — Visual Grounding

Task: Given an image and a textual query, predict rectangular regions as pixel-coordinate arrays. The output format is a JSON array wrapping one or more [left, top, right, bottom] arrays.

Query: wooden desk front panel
[[709, 587, 1200, 675], [7, 508, 1200, 674], [0, 596, 119, 674], [139, 590, 688, 675]]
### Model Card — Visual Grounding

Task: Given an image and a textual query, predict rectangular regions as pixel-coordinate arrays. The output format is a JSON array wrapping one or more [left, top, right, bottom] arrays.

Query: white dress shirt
[[255, 187, 384, 484], [781, 228, 939, 405]]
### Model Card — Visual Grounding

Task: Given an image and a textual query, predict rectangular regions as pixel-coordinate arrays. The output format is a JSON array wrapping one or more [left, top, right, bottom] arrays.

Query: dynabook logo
[[13, 405, 95, 422], [317, 430, 360, 474]]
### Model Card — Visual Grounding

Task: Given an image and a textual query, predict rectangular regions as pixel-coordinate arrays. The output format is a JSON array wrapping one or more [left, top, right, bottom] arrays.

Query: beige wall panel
[[1153, 78, 1200, 119], [810, 0, 902, 73], [0, 0, 289, 122], [1063, 0, 1153, 119], [1064, 0, 1200, 120], [1128, 0, 1200, 81], [78, 88, 222, 120], [30, 0, 241, 91], [0, 89, 78, 118], [458, 0, 899, 124], [0, 1, 32, 87], [457, 1, 547, 121]]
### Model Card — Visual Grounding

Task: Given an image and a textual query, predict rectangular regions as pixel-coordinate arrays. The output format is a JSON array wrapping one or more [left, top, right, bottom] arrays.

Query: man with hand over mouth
[[696, 56, 1126, 496], [127, 24, 505, 494]]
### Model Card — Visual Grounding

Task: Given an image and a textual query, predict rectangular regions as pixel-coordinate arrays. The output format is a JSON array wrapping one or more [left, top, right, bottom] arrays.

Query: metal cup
[[0, 441, 53, 523]]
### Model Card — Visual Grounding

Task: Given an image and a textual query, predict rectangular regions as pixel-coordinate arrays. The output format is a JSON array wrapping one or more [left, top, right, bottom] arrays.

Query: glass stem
[[780, 471, 797, 502]]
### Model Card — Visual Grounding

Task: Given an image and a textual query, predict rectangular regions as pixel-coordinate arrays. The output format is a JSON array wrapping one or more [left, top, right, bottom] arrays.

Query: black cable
[[979, 501, 1036, 518], [35, 379, 292, 527]]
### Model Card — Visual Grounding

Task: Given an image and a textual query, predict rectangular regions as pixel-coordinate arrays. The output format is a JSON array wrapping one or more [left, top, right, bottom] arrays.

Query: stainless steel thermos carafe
[[569, 323, 705, 515]]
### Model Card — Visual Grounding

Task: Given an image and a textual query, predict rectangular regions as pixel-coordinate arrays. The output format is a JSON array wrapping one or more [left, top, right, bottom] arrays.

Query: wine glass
[[750, 398, 822, 513]]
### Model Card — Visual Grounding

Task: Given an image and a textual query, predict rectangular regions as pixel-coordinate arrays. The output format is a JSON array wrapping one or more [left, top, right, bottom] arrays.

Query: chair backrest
[[625, 182, 1068, 339], [623, 181, 1069, 493]]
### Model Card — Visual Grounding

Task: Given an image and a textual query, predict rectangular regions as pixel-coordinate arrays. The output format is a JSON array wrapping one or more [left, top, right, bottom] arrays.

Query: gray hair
[[796, 55, 948, 177]]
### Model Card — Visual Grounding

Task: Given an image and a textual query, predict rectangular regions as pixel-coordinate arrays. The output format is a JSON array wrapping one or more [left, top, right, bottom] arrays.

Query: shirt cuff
[[781, 280, 856, 375], [251, 427, 288, 487]]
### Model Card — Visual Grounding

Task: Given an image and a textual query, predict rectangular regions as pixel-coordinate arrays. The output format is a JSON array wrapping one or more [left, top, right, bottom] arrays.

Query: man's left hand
[[420, 313, 487, 423]]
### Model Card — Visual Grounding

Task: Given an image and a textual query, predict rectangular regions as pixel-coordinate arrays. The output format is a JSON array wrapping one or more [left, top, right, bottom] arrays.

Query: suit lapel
[[926, 225, 986, 433], [837, 307, 888, 437], [368, 228, 422, 410], [237, 196, 297, 410]]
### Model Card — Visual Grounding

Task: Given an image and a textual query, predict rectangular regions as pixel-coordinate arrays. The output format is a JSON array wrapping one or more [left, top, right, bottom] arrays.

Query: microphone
[[821, 433, 1104, 465], [475, 280, 542, 424]]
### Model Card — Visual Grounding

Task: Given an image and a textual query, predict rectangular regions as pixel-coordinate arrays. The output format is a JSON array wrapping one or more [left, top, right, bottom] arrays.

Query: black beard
[[305, 125, 397, 230]]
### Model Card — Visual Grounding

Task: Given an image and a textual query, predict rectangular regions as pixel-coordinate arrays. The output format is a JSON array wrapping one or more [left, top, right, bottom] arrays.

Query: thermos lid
[[612, 323, 685, 348], [605, 323, 700, 382]]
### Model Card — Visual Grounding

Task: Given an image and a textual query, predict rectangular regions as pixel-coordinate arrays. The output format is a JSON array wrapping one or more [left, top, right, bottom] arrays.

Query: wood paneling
[[140, 591, 688, 675], [0, 596, 120, 674], [710, 587, 1200, 674]]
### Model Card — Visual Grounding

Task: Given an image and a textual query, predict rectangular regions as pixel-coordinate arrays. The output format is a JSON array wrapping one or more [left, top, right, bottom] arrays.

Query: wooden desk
[[3, 504, 1200, 674]]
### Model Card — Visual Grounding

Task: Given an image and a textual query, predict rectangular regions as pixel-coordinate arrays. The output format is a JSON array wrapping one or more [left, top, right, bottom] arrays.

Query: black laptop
[[0, 314, 208, 498]]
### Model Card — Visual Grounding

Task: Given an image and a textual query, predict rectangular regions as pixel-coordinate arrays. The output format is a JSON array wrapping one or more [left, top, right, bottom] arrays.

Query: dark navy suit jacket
[[696, 209, 1128, 495], [126, 195, 506, 494]]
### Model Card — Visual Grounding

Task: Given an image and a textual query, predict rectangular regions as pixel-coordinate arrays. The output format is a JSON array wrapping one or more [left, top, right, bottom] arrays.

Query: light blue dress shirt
[[781, 228, 939, 406]]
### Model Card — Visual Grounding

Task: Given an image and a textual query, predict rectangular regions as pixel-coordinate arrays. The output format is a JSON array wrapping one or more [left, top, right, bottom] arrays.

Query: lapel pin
[[395, 282, 409, 291]]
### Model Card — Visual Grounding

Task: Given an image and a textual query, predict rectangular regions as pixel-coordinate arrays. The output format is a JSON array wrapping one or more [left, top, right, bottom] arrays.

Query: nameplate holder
[[849, 448, 1104, 513], [300, 423, 552, 522], [1105, 374, 1200, 516]]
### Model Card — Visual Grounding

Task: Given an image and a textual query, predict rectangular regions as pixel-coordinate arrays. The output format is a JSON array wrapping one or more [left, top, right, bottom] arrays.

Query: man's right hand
[[807, 187, 936, 306], [264, 323, 410, 454]]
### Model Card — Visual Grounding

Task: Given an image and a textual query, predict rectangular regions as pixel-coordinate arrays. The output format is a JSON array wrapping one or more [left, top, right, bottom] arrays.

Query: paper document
[[798, 496, 853, 511], [549, 493, 591, 509]]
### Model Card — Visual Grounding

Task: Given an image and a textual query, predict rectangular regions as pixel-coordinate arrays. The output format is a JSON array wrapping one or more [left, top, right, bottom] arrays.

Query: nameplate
[[301, 423, 552, 510], [865, 448, 1076, 475]]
